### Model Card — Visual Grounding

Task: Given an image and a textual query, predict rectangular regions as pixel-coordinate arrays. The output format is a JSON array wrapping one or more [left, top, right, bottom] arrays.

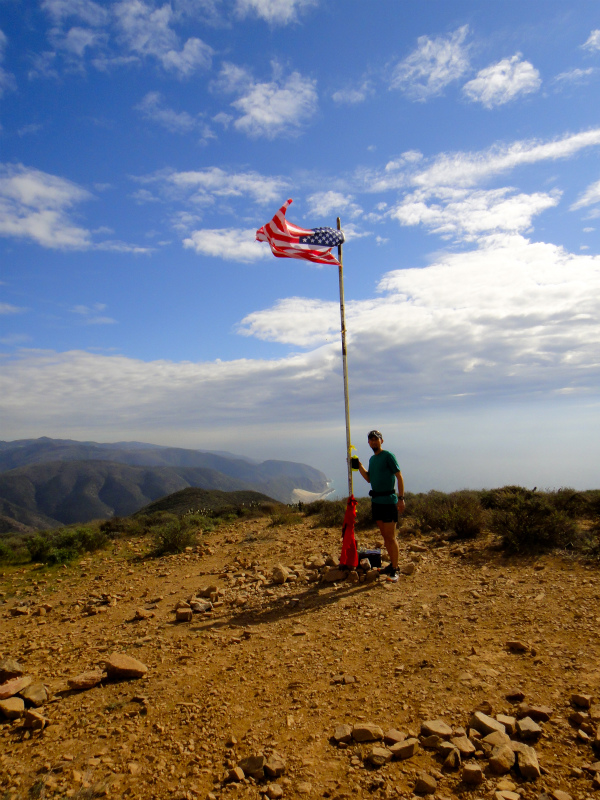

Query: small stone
[[421, 735, 443, 749], [134, 608, 153, 620], [469, 711, 505, 736], [517, 716, 542, 739], [0, 675, 32, 700], [352, 722, 384, 742], [266, 784, 284, 799], [571, 693, 593, 709], [0, 696, 25, 719], [551, 791, 572, 800], [333, 724, 352, 744], [414, 772, 437, 794], [272, 565, 289, 584], [389, 737, 419, 760], [19, 682, 48, 707], [516, 703, 552, 722], [104, 653, 148, 679], [0, 658, 25, 682], [450, 735, 476, 756], [461, 762, 484, 785], [495, 792, 520, 800], [296, 782, 312, 794], [264, 753, 285, 778], [506, 640, 528, 653], [510, 742, 540, 779], [589, 704, 600, 721], [399, 563, 415, 575], [443, 748, 461, 770], [127, 762, 142, 776], [482, 730, 511, 748], [496, 714, 516, 735], [238, 755, 265, 779], [23, 708, 49, 729], [364, 569, 379, 583], [384, 728, 406, 745], [226, 767, 245, 783], [68, 670, 104, 690], [176, 607, 193, 622], [367, 747, 392, 767], [505, 689, 525, 703], [489, 744, 516, 775], [421, 719, 453, 739]]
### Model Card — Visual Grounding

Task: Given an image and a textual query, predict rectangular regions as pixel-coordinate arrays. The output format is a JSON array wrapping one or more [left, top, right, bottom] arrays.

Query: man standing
[[357, 430, 405, 583]]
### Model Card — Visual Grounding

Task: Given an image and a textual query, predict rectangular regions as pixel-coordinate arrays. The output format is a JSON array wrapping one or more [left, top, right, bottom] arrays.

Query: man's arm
[[357, 461, 370, 483], [396, 471, 405, 514]]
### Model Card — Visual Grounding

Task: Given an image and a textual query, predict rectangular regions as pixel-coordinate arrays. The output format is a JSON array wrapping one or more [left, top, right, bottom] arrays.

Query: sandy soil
[[1, 514, 599, 800]]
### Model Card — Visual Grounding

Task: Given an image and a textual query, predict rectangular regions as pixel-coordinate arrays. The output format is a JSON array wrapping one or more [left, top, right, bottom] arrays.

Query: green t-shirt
[[368, 450, 401, 505]]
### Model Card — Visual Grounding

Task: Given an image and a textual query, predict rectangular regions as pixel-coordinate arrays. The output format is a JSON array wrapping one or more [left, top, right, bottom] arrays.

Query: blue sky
[[2, 0, 600, 495]]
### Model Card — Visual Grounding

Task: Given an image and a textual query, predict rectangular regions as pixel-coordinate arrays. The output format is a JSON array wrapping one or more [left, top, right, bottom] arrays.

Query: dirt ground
[[1, 514, 600, 800]]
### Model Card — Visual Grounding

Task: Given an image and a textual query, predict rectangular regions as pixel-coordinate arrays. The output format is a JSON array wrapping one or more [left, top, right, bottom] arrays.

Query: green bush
[[409, 490, 486, 539], [26, 526, 109, 564], [152, 519, 197, 555], [488, 487, 578, 552]]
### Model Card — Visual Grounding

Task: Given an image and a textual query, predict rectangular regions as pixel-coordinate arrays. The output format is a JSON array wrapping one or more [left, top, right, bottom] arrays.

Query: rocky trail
[[1, 514, 600, 800]]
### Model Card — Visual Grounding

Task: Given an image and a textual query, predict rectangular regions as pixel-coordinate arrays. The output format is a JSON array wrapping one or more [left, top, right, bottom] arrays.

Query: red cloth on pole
[[339, 494, 358, 569]]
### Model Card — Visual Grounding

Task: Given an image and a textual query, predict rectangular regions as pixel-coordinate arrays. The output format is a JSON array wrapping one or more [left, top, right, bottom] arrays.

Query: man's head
[[367, 430, 383, 453]]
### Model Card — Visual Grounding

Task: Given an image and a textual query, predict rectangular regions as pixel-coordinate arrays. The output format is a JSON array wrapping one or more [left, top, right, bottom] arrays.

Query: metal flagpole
[[337, 216, 353, 497]]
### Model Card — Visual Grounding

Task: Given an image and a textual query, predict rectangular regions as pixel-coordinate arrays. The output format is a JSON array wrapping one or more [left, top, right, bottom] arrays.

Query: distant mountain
[[0, 438, 330, 531]]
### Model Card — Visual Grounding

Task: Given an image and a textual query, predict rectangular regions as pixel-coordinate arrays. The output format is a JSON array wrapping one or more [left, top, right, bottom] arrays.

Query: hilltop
[[1, 499, 599, 800], [0, 438, 330, 530]]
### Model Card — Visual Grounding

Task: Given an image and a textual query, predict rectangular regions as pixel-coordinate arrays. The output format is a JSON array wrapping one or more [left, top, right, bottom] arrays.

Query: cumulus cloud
[[0, 163, 92, 249], [215, 62, 318, 138], [114, 0, 213, 76], [390, 25, 470, 101], [183, 227, 268, 261], [4, 235, 600, 439], [390, 187, 560, 241], [306, 191, 362, 220], [582, 30, 600, 51], [463, 54, 541, 108], [161, 166, 288, 206], [234, 0, 316, 25]]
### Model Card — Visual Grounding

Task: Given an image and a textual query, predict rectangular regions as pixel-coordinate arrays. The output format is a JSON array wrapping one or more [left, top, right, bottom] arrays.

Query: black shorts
[[371, 503, 398, 524]]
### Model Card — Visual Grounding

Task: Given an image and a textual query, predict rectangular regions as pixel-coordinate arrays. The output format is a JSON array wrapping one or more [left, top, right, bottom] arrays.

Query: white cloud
[[582, 30, 600, 51], [571, 178, 600, 210], [0, 163, 92, 249], [390, 187, 560, 241], [72, 303, 117, 324], [0, 302, 26, 315], [306, 191, 362, 220], [215, 62, 318, 138], [390, 25, 470, 101], [163, 166, 289, 205], [183, 227, 268, 261], [135, 91, 213, 138], [463, 54, 541, 108], [0, 29, 16, 98], [234, 0, 316, 26], [233, 72, 317, 139], [553, 67, 595, 86], [41, 0, 109, 26], [49, 25, 106, 56], [114, 0, 213, 76], [359, 129, 600, 197], [332, 81, 372, 105], [5, 236, 600, 441]]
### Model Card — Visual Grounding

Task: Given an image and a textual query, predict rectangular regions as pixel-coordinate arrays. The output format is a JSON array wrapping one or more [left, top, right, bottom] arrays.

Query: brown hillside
[[1, 515, 599, 799]]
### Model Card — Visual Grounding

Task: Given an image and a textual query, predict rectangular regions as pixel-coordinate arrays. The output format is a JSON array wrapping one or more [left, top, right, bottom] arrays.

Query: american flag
[[256, 198, 345, 266]]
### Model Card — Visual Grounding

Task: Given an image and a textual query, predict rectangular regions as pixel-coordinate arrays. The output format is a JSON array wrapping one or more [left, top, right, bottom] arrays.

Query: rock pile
[[331, 690, 600, 795]]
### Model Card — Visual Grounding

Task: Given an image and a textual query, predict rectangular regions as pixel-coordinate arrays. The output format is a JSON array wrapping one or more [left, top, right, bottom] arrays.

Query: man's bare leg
[[376, 520, 399, 569]]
